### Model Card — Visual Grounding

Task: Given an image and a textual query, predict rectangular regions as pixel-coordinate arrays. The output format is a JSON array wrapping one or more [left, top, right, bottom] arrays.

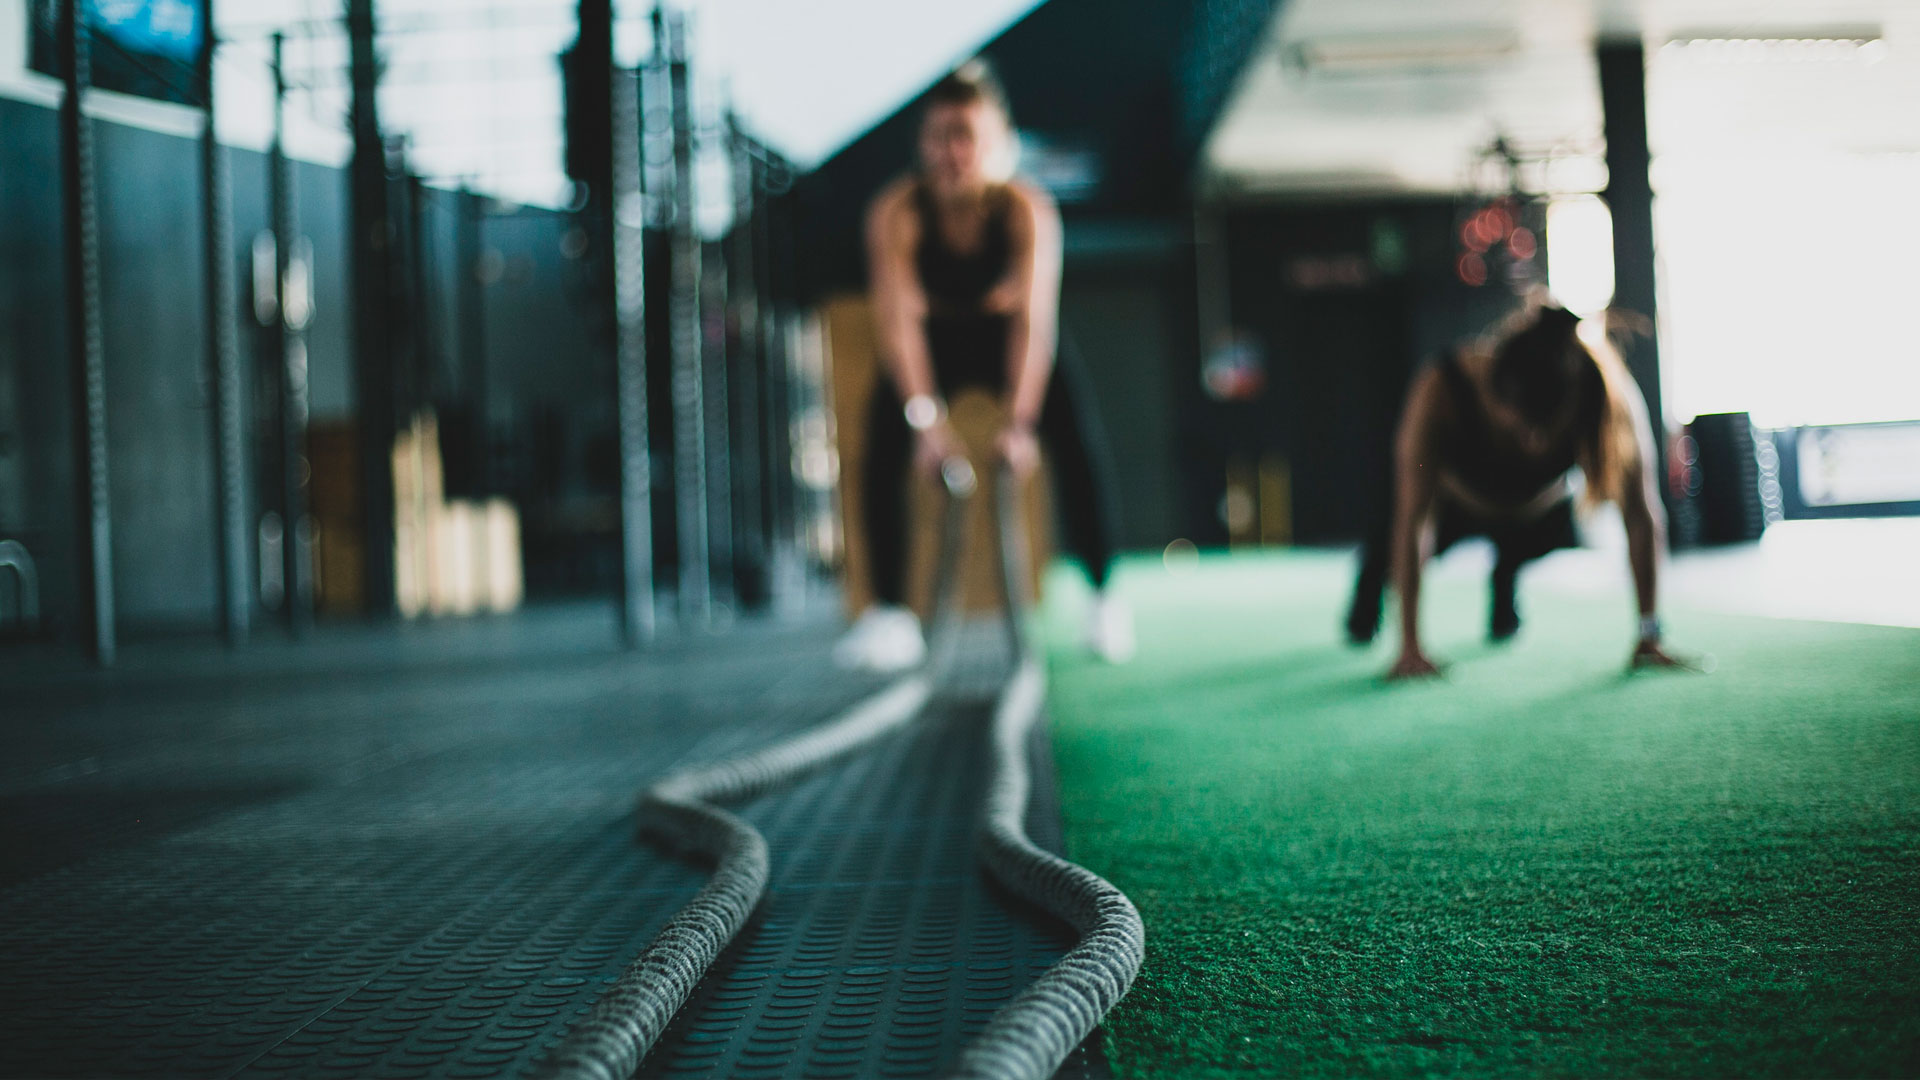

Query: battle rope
[[948, 467, 1145, 1079], [537, 460, 1143, 1080]]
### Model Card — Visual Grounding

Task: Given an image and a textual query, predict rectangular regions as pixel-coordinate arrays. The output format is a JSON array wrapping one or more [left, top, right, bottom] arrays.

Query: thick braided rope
[[537, 461, 975, 1080], [538, 459, 1145, 1080], [535, 674, 932, 1080], [949, 663, 1145, 1079], [949, 466, 1146, 1080]]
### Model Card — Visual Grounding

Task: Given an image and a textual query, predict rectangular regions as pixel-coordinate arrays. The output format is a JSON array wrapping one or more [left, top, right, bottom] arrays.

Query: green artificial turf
[[1039, 550, 1920, 1078]]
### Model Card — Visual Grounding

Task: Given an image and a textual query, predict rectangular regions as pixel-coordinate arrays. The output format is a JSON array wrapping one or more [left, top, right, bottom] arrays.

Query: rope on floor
[[534, 461, 976, 1080], [536, 459, 1145, 1080], [533, 673, 934, 1080], [946, 469, 1145, 1080]]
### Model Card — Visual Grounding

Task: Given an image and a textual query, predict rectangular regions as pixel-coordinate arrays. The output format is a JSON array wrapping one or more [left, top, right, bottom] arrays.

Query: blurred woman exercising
[[1345, 304, 1691, 679], [835, 61, 1131, 671]]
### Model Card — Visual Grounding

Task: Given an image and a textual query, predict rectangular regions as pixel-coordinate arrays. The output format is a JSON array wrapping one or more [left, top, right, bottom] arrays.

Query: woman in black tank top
[[834, 62, 1129, 671], [1346, 305, 1693, 679]]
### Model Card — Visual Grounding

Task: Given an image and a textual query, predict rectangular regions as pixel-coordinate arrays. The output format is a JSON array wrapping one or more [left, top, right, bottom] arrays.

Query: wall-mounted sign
[[30, 0, 206, 105], [1015, 132, 1101, 204]]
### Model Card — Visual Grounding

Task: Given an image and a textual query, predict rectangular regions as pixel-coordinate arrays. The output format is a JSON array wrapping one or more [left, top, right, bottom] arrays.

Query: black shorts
[[1433, 496, 1581, 563]]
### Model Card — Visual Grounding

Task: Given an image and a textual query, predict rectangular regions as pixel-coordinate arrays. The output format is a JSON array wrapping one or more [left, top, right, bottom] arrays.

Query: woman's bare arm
[[998, 182, 1062, 430], [1619, 442, 1663, 622], [1390, 370, 1444, 679], [1610, 382, 1694, 667], [865, 180, 937, 402]]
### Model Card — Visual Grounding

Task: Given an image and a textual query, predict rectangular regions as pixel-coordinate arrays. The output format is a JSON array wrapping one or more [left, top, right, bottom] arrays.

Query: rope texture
[[538, 462, 1144, 1080], [535, 675, 932, 1080], [948, 470, 1146, 1079]]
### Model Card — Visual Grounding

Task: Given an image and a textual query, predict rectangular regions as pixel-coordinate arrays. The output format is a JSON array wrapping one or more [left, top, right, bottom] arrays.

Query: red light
[[1461, 219, 1490, 252], [1508, 226, 1536, 260], [1456, 252, 1487, 286]]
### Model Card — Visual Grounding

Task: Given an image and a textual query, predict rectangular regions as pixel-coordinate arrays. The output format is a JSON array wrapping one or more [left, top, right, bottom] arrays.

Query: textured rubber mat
[[0, 613, 1107, 1079], [635, 698, 1103, 1078]]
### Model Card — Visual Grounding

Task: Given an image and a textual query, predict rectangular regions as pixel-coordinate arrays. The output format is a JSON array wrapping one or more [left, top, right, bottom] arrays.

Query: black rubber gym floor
[[0, 606, 1107, 1079]]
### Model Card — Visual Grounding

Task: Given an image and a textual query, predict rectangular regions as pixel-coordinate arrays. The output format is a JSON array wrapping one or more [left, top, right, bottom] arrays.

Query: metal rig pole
[[457, 187, 489, 497], [270, 34, 314, 634], [348, 0, 397, 615], [199, 0, 249, 645], [613, 61, 657, 643], [662, 8, 709, 626], [725, 113, 767, 609], [579, 0, 656, 644], [58, 0, 114, 664]]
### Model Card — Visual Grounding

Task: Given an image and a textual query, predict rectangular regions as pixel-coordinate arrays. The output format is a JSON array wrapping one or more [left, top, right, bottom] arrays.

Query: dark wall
[[0, 94, 609, 639], [0, 97, 376, 635], [2, 98, 246, 634], [1195, 198, 1530, 545], [1060, 225, 1196, 550], [0, 97, 73, 632]]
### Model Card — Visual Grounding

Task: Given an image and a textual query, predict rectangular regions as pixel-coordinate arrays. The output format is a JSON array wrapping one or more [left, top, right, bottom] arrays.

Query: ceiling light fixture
[[1283, 30, 1523, 76], [1661, 30, 1886, 64]]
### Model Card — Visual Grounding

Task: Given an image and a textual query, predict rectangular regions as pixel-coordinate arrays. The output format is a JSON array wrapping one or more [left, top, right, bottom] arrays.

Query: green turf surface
[[1040, 550, 1920, 1078]]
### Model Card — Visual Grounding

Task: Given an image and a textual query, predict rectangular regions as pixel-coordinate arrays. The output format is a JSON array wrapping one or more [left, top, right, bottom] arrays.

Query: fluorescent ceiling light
[[1284, 30, 1522, 75], [1661, 29, 1886, 63]]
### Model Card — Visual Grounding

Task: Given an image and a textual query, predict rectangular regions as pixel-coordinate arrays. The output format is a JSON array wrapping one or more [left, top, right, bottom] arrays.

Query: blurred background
[[2, 0, 1916, 659]]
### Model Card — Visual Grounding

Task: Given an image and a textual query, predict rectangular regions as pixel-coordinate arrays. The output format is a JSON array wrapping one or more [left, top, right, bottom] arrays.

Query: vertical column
[[578, 0, 656, 645], [760, 159, 805, 597], [348, 0, 397, 615], [271, 35, 314, 634], [702, 210, 733, 615], [199, 0, 249, 646], [1597, 40, 1666, 473], [614, 64, 657, 645], [58, 0, 113, 664], [725, 115, 767, 610], [457, 188, 489, 497], [752, 150, 799, 608], [663, 8, 709, 626]]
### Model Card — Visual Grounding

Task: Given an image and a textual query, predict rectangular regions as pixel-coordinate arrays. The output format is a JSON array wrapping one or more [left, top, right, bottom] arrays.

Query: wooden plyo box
[[822, 294, 1051, 621], [391, 412, 525, 618]]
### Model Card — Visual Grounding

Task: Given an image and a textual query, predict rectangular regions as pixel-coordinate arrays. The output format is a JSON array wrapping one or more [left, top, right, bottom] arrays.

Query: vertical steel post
[[348, 0, 397, 615], [404, 174, 435, 410], [1598, 40, 1666, 487], [580, 0, 655, 644], [750, 146, 797, 607], [614, 63, 656, 644], [701, 225, 733, 615], [663, 9, 708, 626], [725, 114, 766, 609], [457, 187, 489, 496], [58, 0, 113, 664], [271, 34, 314, 634], [199, 0, 249, 645]]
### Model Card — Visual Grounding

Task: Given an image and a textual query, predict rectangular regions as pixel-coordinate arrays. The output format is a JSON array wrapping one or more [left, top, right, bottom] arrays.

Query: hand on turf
[[1387, 648, 1443, 681], [1630, 638, 1705, 673], [996, 423, 1041, 479], [912, 422, 965, 478]]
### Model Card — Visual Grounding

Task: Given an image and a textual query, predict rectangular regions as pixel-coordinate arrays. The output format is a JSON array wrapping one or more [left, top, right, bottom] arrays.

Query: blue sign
[[87, 0, 203, 62]]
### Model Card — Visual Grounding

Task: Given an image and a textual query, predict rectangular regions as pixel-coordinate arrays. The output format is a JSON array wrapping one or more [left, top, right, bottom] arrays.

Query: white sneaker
[[1084, 592, 1136, 664], [833, 605, 927, 673]]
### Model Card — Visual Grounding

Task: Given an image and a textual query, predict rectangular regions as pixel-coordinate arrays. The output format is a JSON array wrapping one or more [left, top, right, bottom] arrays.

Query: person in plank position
[[1345, 303, 1692, 678]]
